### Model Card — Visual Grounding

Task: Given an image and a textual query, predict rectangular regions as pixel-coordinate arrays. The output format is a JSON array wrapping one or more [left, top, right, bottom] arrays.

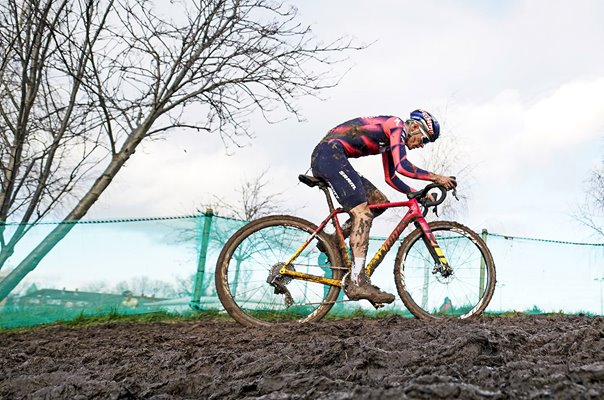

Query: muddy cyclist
[[310, 109, 457, 304]]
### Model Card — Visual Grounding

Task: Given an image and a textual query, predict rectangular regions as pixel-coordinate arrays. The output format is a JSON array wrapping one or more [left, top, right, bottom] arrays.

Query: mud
[[1, 315, 603, 399]]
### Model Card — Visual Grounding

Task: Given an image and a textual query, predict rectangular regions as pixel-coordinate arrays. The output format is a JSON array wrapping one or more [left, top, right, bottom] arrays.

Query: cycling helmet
[[410, 109, 440, 142]]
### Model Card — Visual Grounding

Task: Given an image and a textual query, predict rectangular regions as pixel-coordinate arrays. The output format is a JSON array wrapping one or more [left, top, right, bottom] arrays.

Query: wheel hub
[[432, 263, 454, 280]]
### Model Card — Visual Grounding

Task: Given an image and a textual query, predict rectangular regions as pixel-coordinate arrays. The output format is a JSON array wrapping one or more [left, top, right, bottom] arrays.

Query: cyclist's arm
[[382, 152, 415, 193]]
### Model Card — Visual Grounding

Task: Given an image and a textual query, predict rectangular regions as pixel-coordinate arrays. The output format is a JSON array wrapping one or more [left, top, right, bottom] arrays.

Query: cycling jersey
[[319, 115, 432, 194]]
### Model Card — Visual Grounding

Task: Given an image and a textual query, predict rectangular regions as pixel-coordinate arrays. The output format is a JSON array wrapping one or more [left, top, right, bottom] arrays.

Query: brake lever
[[433, 205, 439, 217], [452, 188, 459, 201]]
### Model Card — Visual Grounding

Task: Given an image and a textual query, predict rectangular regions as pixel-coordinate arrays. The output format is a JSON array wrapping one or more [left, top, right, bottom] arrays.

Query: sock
[[351, 257, 365, 283]]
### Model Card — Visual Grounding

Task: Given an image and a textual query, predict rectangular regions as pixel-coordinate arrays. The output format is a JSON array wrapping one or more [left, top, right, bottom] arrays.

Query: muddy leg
[[341, 185, 387, 239], [348, 202, 374, 283]]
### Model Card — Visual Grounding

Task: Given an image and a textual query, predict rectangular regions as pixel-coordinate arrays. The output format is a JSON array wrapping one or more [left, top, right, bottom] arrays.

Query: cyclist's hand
[[433, 175, 457, 190]]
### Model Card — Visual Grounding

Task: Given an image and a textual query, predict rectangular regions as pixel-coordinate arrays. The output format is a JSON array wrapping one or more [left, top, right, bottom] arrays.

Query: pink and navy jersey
[[321, 115, 432, 193]]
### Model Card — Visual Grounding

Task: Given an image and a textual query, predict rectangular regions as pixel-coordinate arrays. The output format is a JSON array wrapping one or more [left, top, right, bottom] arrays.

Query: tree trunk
[[0, 122, 151, 301]]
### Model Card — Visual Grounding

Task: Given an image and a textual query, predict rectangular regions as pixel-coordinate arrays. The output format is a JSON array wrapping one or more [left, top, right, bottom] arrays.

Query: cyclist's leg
[[311, 142, 371, 276], [348, 178, 390, 274], [310, 144, 394, 303], [338, 177, 388, 238], [362, 176, 389, 216], [346, 201, 394, 303], [348, 201, 373, 281], [341, 180, 394, 303]]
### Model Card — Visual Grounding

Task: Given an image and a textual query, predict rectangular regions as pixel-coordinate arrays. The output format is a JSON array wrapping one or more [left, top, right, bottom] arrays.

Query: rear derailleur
[[266, 262, 294, 307]]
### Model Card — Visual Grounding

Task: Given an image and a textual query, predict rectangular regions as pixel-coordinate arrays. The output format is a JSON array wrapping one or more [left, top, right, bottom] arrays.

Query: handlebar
[[407, 177, 458, 216]]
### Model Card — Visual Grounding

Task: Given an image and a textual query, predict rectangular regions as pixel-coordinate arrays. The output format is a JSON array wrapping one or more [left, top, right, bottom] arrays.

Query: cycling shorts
[[311, 141, 387, 211]]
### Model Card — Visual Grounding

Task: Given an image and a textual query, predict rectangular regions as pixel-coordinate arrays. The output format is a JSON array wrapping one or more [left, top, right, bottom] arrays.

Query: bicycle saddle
[[298, 174, 327, 188]]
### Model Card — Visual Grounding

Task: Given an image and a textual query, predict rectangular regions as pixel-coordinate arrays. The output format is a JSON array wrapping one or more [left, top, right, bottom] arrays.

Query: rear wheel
[[215, 215, 345, 327], [394, 221, 496, 319]]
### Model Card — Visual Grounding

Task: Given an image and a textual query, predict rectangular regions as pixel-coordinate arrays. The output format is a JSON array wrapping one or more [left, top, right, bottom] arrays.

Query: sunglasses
[[419, 132, 431, 145], [415, 120, 431, 144]]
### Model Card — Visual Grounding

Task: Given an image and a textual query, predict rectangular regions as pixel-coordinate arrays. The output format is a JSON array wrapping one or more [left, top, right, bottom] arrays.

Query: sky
[[91, 0, 604, 245]]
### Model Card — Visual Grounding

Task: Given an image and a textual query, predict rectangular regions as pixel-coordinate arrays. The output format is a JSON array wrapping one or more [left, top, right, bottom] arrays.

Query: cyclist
[[311, 109, 457, 304]]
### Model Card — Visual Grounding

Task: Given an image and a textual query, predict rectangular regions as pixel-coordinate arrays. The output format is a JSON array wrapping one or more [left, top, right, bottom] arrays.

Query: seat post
[[320, 186, 336, 212]]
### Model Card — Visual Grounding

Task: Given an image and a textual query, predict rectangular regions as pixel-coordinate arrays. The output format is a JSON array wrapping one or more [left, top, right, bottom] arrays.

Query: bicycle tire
[[215, 215, 345, 327], [394, 221, 496, 319]]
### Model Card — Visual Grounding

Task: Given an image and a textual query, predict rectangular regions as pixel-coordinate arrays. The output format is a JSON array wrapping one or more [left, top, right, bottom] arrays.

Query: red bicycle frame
[[279, 197, 450, 287]]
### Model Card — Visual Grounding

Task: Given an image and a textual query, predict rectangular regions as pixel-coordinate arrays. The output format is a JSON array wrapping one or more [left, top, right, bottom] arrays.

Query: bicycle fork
[[415, 219, 453, 277]]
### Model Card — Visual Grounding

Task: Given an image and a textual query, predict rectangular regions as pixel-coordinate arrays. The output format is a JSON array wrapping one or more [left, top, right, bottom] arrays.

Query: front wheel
[[215, 215, 345, 327], [394, 221, 496, 319]]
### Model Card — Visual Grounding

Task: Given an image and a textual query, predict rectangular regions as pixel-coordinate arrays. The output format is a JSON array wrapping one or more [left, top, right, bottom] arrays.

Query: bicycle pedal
[[369, 301, 384, 309]]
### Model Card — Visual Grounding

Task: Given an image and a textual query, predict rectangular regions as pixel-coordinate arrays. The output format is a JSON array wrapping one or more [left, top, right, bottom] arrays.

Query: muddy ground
[[1, 315, 603, 399]]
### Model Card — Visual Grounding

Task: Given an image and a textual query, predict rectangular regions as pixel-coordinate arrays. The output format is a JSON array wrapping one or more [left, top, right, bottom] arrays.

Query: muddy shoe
[[344, 273, 395, 304]]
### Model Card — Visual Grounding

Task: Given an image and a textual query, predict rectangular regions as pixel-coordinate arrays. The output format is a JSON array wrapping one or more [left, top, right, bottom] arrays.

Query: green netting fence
[[1, 211, 603, 329]]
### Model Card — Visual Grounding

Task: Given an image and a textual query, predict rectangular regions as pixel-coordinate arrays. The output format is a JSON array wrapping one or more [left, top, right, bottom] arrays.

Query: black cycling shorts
[[311, 141, 386, 211]]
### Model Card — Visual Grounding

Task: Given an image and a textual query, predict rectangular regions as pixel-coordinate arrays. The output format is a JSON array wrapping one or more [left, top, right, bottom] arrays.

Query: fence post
[[479, 228, 487, 299], [190, 208, 214, 310]]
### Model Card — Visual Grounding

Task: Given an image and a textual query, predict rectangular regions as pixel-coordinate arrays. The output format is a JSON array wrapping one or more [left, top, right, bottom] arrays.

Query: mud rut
[[1, 315, 603, 399]]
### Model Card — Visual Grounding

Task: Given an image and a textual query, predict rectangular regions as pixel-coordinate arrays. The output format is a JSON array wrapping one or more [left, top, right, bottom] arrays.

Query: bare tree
[[417, 128, 472, 220], [163, 173, 278, 300], [204, 169, 286, 220], [0, 0, 361, 301], [574, 162, 604, 238]]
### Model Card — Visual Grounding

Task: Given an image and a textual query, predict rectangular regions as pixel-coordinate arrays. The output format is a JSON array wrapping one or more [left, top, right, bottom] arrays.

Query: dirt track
[[1, 315, 603, 399]]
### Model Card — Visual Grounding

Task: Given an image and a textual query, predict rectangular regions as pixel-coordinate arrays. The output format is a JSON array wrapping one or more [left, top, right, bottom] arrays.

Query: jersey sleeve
[[386, 118, 432, 180], [382, 152, 415, 193]]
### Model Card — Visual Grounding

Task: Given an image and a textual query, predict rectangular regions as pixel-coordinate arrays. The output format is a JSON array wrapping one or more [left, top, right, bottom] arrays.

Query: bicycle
[[215, 174, 496, 327]]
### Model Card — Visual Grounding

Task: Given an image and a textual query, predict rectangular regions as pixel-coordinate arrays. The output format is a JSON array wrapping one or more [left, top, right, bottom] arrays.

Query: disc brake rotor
[[432, 263, 454, 283]]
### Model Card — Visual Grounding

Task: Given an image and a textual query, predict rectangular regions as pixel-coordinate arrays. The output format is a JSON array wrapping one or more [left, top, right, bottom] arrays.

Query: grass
[[1, 305, 599, 333], [0, 308, 231, 333], [485, 310, 597, 318], [62, 309, 227, 327], [325, 307, 415, 320]]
